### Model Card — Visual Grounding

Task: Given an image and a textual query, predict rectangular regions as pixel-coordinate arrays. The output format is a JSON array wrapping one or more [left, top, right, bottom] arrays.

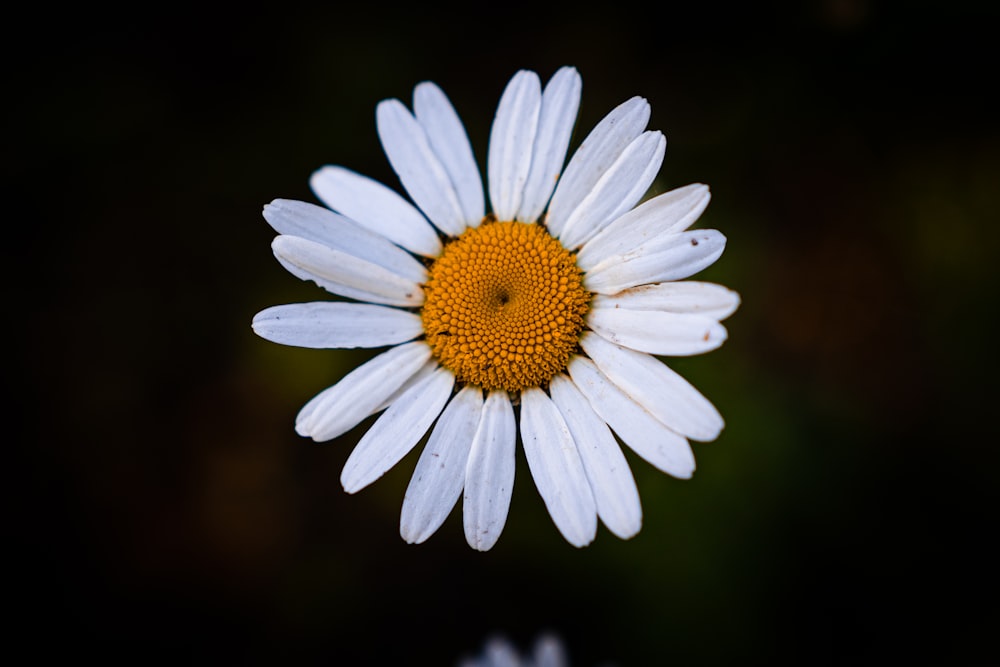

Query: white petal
[[463, 390, 516, 551], [488, 70, 542, 221], [580, 332, 723, 441], [295, 341, 431, 442], [549, 374, 642, 539], [272, 235, 423, 307], [533, 635, 569, 667], [583, 229, 727, 295], [567, 356, 695, 478], [546, 96, 650, 238], [587, 307, 728, 356], [558, 130, 666, 250], [516, 66, 582, 223], [309, 166, 442, 257], [376, 99, 467, 236], [414, 81, 485, 225], [263, 199, 427, 284], [373, 359, 439, 414], [400, 386, 484, 544], [340, 367, 455, 493], [252, 302, 422, 349], [577, 183, 710, 271], [480, 639, 520, 667], [591, 281, 741, 320], [520, 388, 597, 547]]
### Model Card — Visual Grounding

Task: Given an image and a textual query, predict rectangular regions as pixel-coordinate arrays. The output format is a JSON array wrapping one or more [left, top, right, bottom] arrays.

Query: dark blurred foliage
[[5, 1, 999, 665]]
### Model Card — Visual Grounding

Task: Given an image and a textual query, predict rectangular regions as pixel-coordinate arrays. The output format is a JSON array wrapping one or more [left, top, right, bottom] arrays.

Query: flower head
[[253, 67, 739, 550], [459, 634, 568, 667]]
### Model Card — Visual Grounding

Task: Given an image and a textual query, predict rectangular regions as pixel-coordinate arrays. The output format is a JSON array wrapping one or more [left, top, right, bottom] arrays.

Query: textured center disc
[[421, 220, 590, 392]]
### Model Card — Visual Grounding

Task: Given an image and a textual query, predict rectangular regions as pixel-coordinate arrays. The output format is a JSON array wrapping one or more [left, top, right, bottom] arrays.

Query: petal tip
[[612, 520, 642, 541], [340, 474, 362, 495], [567, 533, 596, 549], [400, 526, 429, 545]]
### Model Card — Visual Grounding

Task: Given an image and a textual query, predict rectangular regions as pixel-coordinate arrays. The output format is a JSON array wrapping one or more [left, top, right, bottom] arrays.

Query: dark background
[[8, 1, 998, 664]]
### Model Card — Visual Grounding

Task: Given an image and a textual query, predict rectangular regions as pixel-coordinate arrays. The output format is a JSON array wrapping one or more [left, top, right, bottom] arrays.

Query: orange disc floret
[[421, 220, 590, 393]]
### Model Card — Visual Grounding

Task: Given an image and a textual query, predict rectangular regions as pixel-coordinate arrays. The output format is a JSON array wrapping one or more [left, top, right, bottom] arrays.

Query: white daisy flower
[[253, 66, 739, 551], [459, 634, 567, 667]]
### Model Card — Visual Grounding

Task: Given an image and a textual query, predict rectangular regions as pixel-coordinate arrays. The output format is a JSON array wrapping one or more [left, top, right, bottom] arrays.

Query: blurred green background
[[8, 1, 998, 664]]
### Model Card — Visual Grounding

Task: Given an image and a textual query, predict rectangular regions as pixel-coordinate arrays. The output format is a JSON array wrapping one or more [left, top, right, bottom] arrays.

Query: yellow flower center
[[421, 219, 590, 393]]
